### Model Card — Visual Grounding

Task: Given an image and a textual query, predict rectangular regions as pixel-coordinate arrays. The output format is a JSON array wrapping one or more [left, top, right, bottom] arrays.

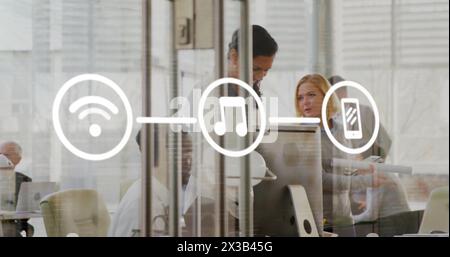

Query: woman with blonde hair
[[295, 74, 340, 128], [294, 74, 389, 236]]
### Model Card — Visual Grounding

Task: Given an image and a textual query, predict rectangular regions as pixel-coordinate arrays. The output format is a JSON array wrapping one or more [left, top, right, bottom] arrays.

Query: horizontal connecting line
[[136, 117, 321, 125], [268, 117, 321, 124], [136, 117, 198, 124]]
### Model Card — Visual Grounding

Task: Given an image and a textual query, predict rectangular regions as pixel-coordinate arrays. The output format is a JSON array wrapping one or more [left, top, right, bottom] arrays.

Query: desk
[[0, 211, 42, 237], [0, 211, 42, 221]]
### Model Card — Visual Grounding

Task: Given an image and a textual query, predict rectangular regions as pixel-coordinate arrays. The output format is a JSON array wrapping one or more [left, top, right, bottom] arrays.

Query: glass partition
[[0, 0, 448, 237]]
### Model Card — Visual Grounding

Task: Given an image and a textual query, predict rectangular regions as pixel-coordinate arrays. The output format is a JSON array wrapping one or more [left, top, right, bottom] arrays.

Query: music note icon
[[214, 97, 248, 137]]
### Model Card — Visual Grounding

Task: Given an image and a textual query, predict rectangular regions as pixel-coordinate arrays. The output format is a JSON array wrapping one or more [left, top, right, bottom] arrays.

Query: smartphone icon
[[341, 98, 363, 139]]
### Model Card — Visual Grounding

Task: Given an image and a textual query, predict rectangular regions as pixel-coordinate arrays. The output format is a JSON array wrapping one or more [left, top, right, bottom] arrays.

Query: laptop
[[15, 182, 57, 213]]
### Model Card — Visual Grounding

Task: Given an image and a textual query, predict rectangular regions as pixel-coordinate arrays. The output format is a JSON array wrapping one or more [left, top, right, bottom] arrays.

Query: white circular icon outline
[[52, 74, 133, 161], [322, 80, 380, 155], [197, 78, 267, 158]]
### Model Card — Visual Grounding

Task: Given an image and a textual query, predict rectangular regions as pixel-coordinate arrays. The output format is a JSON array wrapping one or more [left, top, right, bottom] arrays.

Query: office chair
[[418, 186, 449, 234], [40, 189, 111, 237]]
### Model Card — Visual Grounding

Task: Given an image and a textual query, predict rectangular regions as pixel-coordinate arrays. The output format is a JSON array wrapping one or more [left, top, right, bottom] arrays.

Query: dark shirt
[[1, 172, 33, 237]]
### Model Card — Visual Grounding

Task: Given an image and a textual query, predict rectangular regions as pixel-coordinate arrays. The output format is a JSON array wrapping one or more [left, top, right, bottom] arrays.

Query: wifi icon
[[69, 96, 119, 138], [53, 74, 133, 161]]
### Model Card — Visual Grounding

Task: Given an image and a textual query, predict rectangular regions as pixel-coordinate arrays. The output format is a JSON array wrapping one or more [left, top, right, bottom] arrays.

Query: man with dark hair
[[328, 75, 346, 98], [327, 75, 345, 86], [109, 130, 193, 237], [227, 25, 278, 97]]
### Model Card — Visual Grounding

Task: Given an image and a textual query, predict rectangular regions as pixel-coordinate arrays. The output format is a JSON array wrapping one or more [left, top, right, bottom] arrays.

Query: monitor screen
[[254, 125, 323, 236]]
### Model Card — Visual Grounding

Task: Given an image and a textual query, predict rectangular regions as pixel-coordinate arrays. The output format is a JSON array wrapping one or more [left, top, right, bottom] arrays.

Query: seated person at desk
[[108, 131, 193, 237], [0, 141, 33, 237], [294, 74, 394, 236], [109, 25, 279, 237], [328, 75, 410, 223]]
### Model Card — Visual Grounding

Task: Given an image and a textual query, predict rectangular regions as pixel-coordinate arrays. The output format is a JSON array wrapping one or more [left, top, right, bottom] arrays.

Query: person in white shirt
[[110, 25, 279, 237], [108, 131, 192, 237]]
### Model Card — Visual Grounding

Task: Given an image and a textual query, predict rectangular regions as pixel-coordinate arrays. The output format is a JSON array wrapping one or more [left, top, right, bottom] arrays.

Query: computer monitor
[[253, 125, 323, 236], [16, 182, 57, 213]]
